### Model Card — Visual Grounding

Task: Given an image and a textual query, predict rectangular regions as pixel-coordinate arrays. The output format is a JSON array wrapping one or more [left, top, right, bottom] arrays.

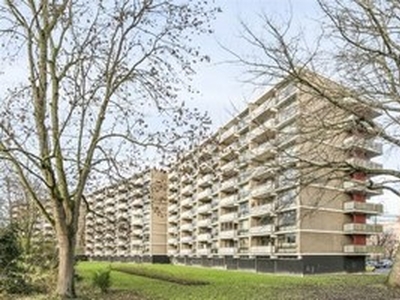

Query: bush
[[92, 268, 111, 294]]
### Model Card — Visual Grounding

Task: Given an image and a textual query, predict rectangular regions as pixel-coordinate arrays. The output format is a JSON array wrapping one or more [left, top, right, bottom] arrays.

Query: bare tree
[[0, 0, 219, 297], [377, 230, 399, 260], [228, 0, 400, 287]]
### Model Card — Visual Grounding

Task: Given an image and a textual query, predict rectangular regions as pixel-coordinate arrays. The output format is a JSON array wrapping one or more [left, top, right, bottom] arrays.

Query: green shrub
[[92, 268, 111, 294]]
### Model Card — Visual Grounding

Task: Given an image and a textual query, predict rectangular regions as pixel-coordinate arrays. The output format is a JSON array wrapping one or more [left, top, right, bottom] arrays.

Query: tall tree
[[230, 0, 400, 286], [0, 0, 218, 297]]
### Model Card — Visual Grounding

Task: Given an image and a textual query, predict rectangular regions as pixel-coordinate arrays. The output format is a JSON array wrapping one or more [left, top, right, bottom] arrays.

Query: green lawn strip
[[76, 262, 396, 300], [111, 264, 209, 286]]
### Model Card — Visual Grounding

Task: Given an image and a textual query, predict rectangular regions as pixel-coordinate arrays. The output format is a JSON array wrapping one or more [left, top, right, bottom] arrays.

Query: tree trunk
[[57, 233, 76, 298], [387, 245, 400, 287]]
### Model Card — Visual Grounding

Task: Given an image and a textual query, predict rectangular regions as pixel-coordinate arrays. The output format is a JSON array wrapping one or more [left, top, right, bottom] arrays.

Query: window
[[278, 210, 296, 227], [277, 189, 297, 207]]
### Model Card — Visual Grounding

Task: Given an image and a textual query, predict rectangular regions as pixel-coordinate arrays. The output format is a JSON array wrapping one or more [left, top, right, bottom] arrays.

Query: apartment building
[[166, 79, 383, 273], [85, 169, 169, 263]]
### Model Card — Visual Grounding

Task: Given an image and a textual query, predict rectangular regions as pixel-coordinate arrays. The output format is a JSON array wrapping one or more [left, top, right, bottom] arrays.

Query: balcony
[[343, 180, 383, 196], [220, 178, 238, 192], [198, 203, 212, 214], [220, 160, 238, 175], [168, 249, 178, 255], [181, 210, 193, 219], [198, 174, 213, 188], [251, 183, 275, 199], [344, 245, 382, 253], [198, 233, 211, 241], [249, 224, 274, 235], [181, 197, 193, 207], [251, 142, 277, 161], [181, 174, 192, 184], [169, 215, 179, 223], [220, 125, 238, 143], [197, 248, 211, 256], [168, 226, 178, 234], [219, 230, 236, 239], [132, 198, 143, 207], [169, 181, 178, 191], [133, 177, 143, 187], [342, 97, 381, 119], [343, 201, 383, 215], [197, 219, 212, 228], [250, 204, 274, 216], [249, 245, 274, 255], [250, 120, 276, 142], [252, 165, 276, 180], [343, 223, 382, 235], [219, 247, 237, 255], [220, 212, 238, 223], [181, 224, 193, 231], [181, 249, 193, 256], [132, 218, 142, 226], [276, 104, 299, 128], [182, 185, 193, 196], [168, 204, 178, 212], [131, 240, 142, 246], [181, 236, 193, 244], [168, 238, 178, 244], [132, 188, 143, 197], [198, 188, 212, 200], [346, 157, 383, 170], [169, 170, 178, 181], [252, 99, 277, 120], [199, 162, 213, 174], [344, 137, 382, 157], [132, 229, 142, 236], [276, 84, 297, 107], [219, 195, 237, 207], [220, 146, 238, 160]]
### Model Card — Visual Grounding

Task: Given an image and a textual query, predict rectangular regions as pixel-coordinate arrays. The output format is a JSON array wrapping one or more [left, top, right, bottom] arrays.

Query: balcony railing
[[181, 249, 193, 256], [219, 230, 236, 239], [344, 245, 382, 253], [344, 137, 382, 156], [251, 142, 276, 161], [182, 185, 193, 196], [132, 229, 142, 235], [249, 224, 274, 235], [168, 204, 178, 212], [181, 236, 192, 243], [346, 157, 383, 170], [250, 204, 274, 216], [168, 249, 178, 255], [343, 201, 383, 215], [132, 199, 143, 207], [219, 195, 237, 207], [343, 223, 383, 234], [168, 226, 178, 234], [181, 197, 193, 207], [219, 212, 238, 223], [249, 245, 274, 255], [131, 240, 142, 246], [250, 120, 276, 141], [343, 180, 383, 196], [197, 203, 212, 214], [198, 174, 213, 187], [181, 224, 193, 231], [276, 84, 297, 106], [197, 219, 212, 228], [181, 210, 193, 219], [220, 178, 238, 192], [220, 160, 238, 174], [220, 126, 238, 142], [197, 248, 211, 256], [251, 183, 275, 199], [198, 188, 212, 200], [252, 99, 277, 119], [219, 247, 237, 255], [197, 233, 211, 241]]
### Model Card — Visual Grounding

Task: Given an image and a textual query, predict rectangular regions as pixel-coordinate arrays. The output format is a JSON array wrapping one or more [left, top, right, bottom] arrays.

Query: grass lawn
[[76, 262, 400, 300]]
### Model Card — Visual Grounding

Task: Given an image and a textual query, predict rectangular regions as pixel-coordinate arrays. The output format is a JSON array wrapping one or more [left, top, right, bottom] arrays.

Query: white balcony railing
[[219, 195, 237, 207], [219, 212, 238, 223], [198, 188, 212, 200], [197, 233, 211, 241], [197, 248, 211, 256], [181, 236, 192, 243], [220, 126, 237, 142], [168, 204, 178, 212], [197, 203, 212, 214], [168, 249, 178, 255], [221, 160, 238, 174], [252, 99, 276, 119], [249, 224, 274, 235], [250, 245, 274, 255], [251, 183, 275, 198], [181, 249, 193, 256], [181, 210, 193, 219], [181, 224, 193, 231], [220, 178, 237, 192], [198, 174, 213, 187], [343, 201, 383, 215], [197, 219, 212, 228], [346, 157, 383, 170], [181, 197, 193, 207], [250, 204, 274, 216], [344, 245, 382, 253], [219, 230, 236, 239], [251, 143, 276, 160], [343, 223, 383, 234], [219, 247, 236, 255]]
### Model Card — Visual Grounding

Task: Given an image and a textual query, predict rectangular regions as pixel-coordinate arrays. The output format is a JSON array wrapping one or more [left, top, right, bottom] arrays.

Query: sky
[[184, 0, 400, 216]]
